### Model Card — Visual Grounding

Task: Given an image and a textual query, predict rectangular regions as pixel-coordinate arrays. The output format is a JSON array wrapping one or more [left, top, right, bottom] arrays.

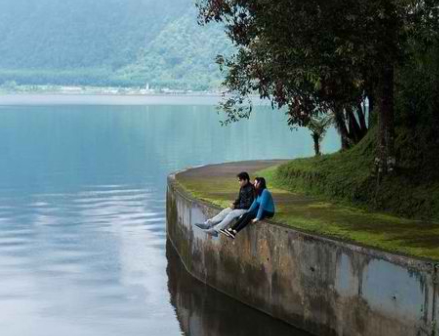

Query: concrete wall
[[166, 240, 309, 336], [167, 173, 439, 336]]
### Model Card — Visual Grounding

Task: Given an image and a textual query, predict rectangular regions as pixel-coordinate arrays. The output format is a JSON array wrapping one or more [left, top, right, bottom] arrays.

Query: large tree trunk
[[357, 102, 368, 135], [376, 66, 396, 174], [346, 106, 363, 143], [368, 92, 375, 127], [333, 105, 351, 150], [333, 104, 368, 150]]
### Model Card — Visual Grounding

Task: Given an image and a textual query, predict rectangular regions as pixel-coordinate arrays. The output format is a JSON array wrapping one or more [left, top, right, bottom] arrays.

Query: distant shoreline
[[0, 93, 226, 106], [0, 92, 268, 107]]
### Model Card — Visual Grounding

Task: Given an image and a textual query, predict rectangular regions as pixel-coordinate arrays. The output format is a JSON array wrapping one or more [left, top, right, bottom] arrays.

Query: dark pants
[[231, 209, 274, 233]]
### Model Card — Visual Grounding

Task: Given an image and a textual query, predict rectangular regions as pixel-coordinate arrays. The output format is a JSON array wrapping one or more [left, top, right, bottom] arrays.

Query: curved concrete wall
[[167, 172, 439, 336], [166, 240, 308, 336]]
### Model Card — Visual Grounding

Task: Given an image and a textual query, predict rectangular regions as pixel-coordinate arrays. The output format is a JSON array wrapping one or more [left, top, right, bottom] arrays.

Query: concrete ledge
[[167, 165, 439, 336]]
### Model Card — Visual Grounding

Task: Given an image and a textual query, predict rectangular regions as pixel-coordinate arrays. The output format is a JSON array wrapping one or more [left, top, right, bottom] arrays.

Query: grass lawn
[[176, 161, 439, 261]]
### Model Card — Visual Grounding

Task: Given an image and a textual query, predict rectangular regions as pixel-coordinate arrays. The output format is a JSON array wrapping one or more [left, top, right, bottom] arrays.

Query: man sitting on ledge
[[220, 177, 275, 239], [194, 172, 255, 237]]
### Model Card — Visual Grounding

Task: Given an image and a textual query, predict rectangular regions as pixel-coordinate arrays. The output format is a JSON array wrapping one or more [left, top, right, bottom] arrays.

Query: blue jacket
[[248, 189, 275, 220]]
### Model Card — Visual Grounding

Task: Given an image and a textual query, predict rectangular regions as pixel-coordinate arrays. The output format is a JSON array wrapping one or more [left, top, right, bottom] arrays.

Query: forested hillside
[[0, 0, 232, 89], [115, 11, 231, 90]]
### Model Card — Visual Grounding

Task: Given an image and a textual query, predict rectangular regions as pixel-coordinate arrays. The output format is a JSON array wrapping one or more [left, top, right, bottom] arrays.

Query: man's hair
[[237, 172, 250, 181]]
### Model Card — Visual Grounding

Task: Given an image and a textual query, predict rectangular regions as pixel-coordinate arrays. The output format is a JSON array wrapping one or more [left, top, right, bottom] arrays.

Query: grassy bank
[[273, 128, 439, 222], [176, 160, 439, 261]]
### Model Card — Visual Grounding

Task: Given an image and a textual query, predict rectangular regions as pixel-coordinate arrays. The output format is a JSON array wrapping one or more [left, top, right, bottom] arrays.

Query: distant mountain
[[0, 0, 232, 89], [115, 11, 232, 90]]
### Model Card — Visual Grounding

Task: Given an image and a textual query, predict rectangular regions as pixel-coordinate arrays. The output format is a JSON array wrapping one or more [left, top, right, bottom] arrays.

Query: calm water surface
[[0, 101, 339, 336]]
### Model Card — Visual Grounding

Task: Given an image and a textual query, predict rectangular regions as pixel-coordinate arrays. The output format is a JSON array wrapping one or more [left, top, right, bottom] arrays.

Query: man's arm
[[231, 189, 241, 209]]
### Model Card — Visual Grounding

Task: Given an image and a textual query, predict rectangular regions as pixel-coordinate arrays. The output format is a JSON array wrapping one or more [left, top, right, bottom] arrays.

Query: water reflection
[[166, 240, 310, 336], [0, 103, 337, 335]]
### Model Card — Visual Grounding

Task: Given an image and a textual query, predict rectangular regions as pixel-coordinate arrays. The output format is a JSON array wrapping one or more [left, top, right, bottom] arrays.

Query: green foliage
[[197, 0, 404, 122], [198, 0, 439, 173], [0, 0, 232, 89], [275, 127, 439, 221], [307, 115, 333, 156], [270, 7, 439, 220], [396, 39, 439, 130]]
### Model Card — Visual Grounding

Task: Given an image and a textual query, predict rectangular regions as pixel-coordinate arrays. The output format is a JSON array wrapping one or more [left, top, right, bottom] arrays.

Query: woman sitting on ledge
[[220, 177, 275, 239]]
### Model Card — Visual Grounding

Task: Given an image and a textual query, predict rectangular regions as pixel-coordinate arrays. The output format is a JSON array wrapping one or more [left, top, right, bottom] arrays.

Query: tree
[[307, 115, 333, 156], [197, 0, 437, 174]]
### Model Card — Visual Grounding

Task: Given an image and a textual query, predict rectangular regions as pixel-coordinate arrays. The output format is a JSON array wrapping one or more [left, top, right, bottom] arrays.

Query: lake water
[[0, 98, 339, 336]]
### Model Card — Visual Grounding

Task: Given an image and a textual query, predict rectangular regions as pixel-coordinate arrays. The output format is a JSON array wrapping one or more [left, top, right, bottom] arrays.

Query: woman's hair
[[255, 177, 267, 195]]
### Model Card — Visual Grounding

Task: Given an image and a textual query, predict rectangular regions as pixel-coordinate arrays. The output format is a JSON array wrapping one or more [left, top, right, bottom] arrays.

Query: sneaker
[[219, 229, 233, 238], [195, 222, 210, 230], [229, 229, 237, 239], [220, 229, 235, 239], [205, 228, 218, 237]]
